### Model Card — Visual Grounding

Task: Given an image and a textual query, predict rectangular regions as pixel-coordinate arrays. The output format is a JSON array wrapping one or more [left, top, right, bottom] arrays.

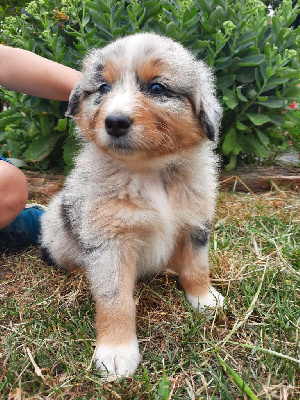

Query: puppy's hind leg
[[84, 241, 140, 379], [170, 229, 225, 312], [40, 194, 82, 273]]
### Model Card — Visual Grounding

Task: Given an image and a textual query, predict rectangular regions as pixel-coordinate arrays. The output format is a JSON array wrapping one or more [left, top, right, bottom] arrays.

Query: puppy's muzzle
[[105, 115, 132, 138]]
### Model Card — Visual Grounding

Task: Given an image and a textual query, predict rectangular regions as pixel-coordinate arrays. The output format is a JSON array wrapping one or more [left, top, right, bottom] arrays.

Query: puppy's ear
[[195, 61, 222, 143], [200, 111, 216, 142], [66, 81, 83, 118]]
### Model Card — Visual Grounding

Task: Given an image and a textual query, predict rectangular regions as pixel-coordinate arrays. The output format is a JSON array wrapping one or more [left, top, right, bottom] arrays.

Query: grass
[[0, 189, 299, 399]]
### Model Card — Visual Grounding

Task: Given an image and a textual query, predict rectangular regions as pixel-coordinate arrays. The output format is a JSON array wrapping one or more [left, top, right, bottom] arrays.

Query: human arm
[[0, 45, 82, 101]]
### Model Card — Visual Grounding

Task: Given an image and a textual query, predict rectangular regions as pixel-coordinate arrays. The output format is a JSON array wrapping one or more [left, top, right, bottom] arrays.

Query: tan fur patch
[[136, 58, 165, 82], [95, 258, 136, 346], [88, 196, 157, 237], [133, 96, 205, 157], [102, 59, 122, 83], [169, 240, 211, 298]]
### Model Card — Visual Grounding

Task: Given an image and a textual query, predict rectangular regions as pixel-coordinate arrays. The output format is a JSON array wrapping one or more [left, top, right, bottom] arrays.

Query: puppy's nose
[[105, 115, 131, 137]]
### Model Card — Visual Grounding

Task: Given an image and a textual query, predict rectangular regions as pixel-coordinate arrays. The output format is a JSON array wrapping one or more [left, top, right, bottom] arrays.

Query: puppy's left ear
[[66, 81, 83, 118], [195, 60, 222, 143], [200, 110, 217, 142]]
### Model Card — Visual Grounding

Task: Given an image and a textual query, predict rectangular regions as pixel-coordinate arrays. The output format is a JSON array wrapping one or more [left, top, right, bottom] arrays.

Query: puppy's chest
[[88, 173, 183, 239], [118, 176, 177, 234]]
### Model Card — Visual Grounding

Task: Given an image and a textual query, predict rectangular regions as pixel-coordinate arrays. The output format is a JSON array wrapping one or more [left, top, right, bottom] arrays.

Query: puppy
[[41, 33, 224, 378]]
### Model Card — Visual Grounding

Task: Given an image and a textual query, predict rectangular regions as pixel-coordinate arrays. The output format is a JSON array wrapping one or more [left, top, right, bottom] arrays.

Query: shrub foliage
[[0, 0, 299, 170]]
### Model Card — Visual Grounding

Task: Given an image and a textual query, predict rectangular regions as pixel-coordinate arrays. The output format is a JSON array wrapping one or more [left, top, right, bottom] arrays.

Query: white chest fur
[[130, 172, 177, 275]]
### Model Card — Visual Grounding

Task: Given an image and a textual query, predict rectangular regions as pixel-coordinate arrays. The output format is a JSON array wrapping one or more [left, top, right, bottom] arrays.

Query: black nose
[[105, 115, 131, 137]]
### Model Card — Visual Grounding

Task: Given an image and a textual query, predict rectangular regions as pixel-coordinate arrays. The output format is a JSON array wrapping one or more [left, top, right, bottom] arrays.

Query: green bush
[[0, 0, 299, 170]]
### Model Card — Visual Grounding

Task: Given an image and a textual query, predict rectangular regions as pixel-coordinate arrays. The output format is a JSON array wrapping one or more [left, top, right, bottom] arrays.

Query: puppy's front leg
[[85, 246, 140, 378], [171, 227, 225, 312]]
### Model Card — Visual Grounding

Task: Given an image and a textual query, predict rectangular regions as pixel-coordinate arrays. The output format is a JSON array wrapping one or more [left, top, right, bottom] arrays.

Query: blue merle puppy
[[41, 33, 224, 379]]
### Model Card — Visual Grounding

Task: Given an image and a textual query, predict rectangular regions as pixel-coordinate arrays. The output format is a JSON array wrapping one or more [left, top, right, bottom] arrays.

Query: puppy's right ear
[[66, 81, 83, 118]]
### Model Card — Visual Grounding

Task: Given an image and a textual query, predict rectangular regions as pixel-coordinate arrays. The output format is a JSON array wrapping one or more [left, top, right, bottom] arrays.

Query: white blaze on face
[[104, 76, 137, 119]]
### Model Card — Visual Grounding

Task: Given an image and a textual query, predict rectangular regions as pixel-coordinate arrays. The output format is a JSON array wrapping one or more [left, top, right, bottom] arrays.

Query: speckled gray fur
[[40, 33, 224, 378]]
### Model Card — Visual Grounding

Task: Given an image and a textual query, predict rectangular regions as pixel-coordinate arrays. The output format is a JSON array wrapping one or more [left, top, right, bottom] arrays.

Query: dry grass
[[0, 190, 299, 399]]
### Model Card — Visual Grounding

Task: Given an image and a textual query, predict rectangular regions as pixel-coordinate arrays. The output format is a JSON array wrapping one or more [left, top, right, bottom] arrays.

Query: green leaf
[[39, 114, 53, 136], [272, 16, 280, 36], [282, 121, 295, 130], [235, 68, 255, 83], [225, 153, 237, 170], [222, 90, 239, 110], [234, 55, 265, 66], [256, 97, 286, 108], [166, 22, 177, 37], [222, 128, 242, 155], [216, 353, 259, 400], [208, 6, 224, 27], [0, 107, 20, 119], [194, 40, 210, 49], [267, 77, 289, 86], [215, 60, 232, 71], [257, 96, 268, 102], [246, 114, 271, 126], [6, 158, 27, 168], [255, 68, 262, 90], [236, 87, 247, 102], [217, 75, 235, 90], [254, 128, 270, 145], [247, 88, 257, 100], [25, 134, 61, 162], [236, 30, 258, 45], [87, 0, 110, 13], [236, 121, 248, 131], [157, 373, 171, 400], [163, 8, 178, 24], [0, 113, 25, 129], [55, 118, 68, 132], [278, 68, 298, 79], [261, 77, 289, 93], [284, 86, 300, 101], [240, 135, 269, 157], [268, 115, 285, 125]]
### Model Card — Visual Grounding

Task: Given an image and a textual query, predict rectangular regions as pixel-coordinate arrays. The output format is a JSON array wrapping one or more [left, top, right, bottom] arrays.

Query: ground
[[0, 189, 299, 399]]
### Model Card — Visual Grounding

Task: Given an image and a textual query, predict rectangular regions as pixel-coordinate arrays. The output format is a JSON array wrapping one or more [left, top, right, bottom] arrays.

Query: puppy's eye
[[148, 83, 166, 95], [99, 84, 111, 95]]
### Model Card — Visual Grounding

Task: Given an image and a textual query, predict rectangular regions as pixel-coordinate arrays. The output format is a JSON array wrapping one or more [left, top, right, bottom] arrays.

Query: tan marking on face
[[169, 240, 211, 298], [133, 96, 205, 157], [102, 59, 122, 83], [76, 56, 205, 159], [136, 58, 165, 82]]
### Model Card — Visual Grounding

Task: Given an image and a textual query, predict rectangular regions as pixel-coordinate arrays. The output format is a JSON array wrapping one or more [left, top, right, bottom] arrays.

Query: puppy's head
[[67, 33, 222, 161]]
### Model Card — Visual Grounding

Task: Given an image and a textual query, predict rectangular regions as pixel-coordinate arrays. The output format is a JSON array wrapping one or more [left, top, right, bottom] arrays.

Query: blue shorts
[[0, 156, 14, 165]]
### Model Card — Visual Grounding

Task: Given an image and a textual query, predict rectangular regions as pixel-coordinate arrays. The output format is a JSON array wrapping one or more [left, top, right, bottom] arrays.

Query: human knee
[[0, 162, 28, 227]]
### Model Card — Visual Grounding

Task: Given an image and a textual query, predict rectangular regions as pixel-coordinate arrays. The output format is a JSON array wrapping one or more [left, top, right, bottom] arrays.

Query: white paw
[[95, 340, 140, 380], [186, 286, 225, 312]]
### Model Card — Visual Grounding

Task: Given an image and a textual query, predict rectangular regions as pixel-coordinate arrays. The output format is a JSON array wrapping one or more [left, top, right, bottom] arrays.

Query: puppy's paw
[[186, 286, 225, 312], [95, 340, 140, 380]]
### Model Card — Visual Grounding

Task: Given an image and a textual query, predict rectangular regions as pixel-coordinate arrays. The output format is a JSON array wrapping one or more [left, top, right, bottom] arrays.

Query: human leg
[[0, 158, 28, 228], [0, 159, 45, 252]]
